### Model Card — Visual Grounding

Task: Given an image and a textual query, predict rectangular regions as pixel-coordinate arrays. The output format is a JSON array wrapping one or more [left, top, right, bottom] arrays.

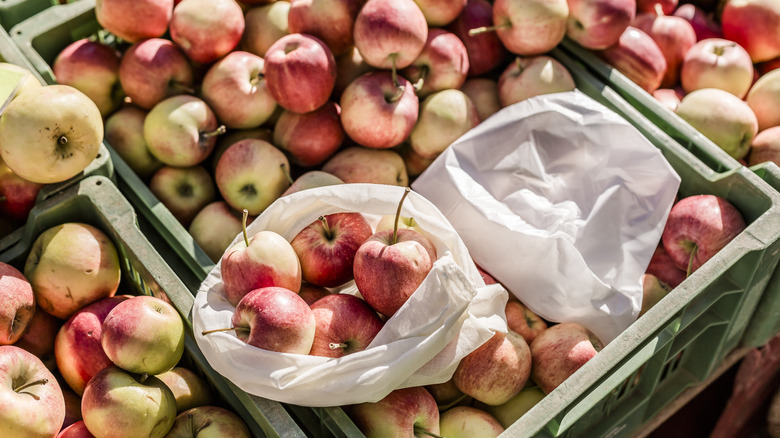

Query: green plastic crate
[[0, 0, 71, 30], [0, 175, 306, 438]]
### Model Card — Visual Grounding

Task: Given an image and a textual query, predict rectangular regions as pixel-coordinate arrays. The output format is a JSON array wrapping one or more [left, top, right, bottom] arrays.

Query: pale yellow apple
[[484, 386, 546, 428], [0, 62, 43, 98]]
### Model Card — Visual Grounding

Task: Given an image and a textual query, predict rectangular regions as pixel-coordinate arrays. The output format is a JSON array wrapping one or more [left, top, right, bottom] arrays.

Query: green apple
[[484, 386, 545, 428], [165, 406, 250, 437], [0, 62, 42, 98]]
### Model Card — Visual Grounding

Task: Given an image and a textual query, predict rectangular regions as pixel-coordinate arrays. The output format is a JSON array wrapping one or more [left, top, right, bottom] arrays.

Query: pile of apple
[[0, 221, 250, 437]]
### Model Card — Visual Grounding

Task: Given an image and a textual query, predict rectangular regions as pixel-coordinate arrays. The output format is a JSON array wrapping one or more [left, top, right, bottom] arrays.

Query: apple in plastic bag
[[298, 283, 331, 306], [530, 322, 603, 394], [439, 406, 505, 438], [346, 387, 440, 437], [309, 294, 384, 358], [0, 261, 34, 345], [165, 406, 251, 438]]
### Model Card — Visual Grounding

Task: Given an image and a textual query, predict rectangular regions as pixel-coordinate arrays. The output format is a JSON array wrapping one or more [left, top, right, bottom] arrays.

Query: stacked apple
[[0, 221, 250, 437]]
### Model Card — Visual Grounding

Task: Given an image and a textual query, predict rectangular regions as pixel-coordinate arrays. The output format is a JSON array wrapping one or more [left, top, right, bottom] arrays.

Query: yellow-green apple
[[0, 84, 102, 185], [410, 89, 479, 160], [321, 146, 409, 185], [53, 38, 122, 116], [144, 95, 224, 167], [353, 190, 437, 316], [104, 106, 163, 180], [308, 293, 384, 357], [334, 46, 374, 98], [453, 331, 532, 405], [118, 38, 194, 110], [414, 0, 467, 26], [24, 223, 121, 320], [461, 77, 501, 122], [632, 12, 697, 87], [214, 139, 291, 215], [81, 366, 176, 438], [497, 55, 576, 107], [598, 26, 667, 93], [652, 87, 685, 112], [188, 201, 247, 263], [149, 165, 216, 227], [0, 262, 34, 345], [565, 0, 635, 50], [13, 308, 61, 370], [439, 406, 505, 438], [375, 214, 425, 235], [240, 1, 291, 57], [747, 69, 780, 132], [661, 194, 746, 275], [165, 406, 251, 437], [0, 345, 65, 438], [0, 160, 42, 224], [201, 51, 277, 130], [54, 295, 131, 395], [291, 213, 373, 287], [401, 29, 470, 98], [0, 62, 42, 98], [530, 322, 603, 393], [721, 0, 780, 63], [264, 33, 337, 114], [680, 38, 753, 98], [340, 71, 419, 149], [645, 245, 687, 288], [298, 283, 331, 305], [156, 367, 215, 413], [282, 171, 344, 196], [636, 0, 676, 14], [273, 101, 345, 167], [504, 300, 547, 345], [101, 295, 185, 375], [96, 0, 173, 43], [170, 0, 245, 64], [287, 0, 366, 56], [473, 0, 568, 56], [398, 143, 437, 178], [61, 387, 82, 430], [639, 273, 672, 316], [57, 421, 93, 437], [205, 286, 315, 353], [220, 224, 302, 307], [672, 4, 722, 41], [484, 386, 545, 428], [447, 0, 509, 77], [210, 127, 274, 174], [347, 387, 440, 437], [748, 126, 780, 166], [675, 88, 758, 160]]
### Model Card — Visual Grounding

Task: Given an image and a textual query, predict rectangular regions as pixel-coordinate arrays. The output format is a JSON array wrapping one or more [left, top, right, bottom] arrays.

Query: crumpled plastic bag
[[412, 90, 681, 343]]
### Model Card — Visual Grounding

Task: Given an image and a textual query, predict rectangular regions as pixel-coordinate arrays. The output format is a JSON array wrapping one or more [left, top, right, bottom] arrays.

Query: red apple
[[95, 0, 173, 43], [353, 0, 428, 72], [748, 125, 780, 167], [747, 69, 780, 132], [414, 0, 467, 26], [170, 0, 245, 64], [240, 1, 291, 57], [118, 38, 194, 110], [652, 87, 685, 112], [287, 0, 366, 56], [308, 293, 384, 357], [565, 0, 635, 50], [758, 57, 780, 76], [632, 12, 696, 88], [497, 55, 576, 107], [483, 0, 569, 56], [57, 421, 94, 438], [461, 77, 501, 122], [298, 283, 332, 305], [347, 387, 440, 437], [672, 4, 722, 41], [721, 0, 780, 63], [598, 26, 667, 93], [636, 0, 676, 15], [645, 245, 687, 288], [104, 106, 163, 180], [149, 165, 216, 227], [680, 38, 754, 98], [530, 322, 603, 393], [321, 146, 409, 186], [273, 101, 345, 167], [0, 159, 43, 223], [400, 28, 470, 98], [447, 0, 509, 77], [504, 300, 547, 345], [13, 308, 61, 368], [53, 38, 122, 116], [0, 261, 34, 345]]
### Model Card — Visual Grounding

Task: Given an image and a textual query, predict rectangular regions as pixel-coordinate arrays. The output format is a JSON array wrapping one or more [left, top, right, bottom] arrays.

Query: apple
[[57, 421, 93, 438], [661, 194, 746, 275], [95, 0, 173, 43], [652, 87, 685, 112], [347, 387, 440, 437], [149, 165, 216, 227], [240, 1, 291, 57], [210, 127, 274, 174], [104, 106, 163, 180], [598, 26, 667, 93], [156, 367, 215, 413], [410, 89, 480, 160], [61, 387, 82, 430], [170, 0, 245, 64], [530, 322, 603, 393], [565, 0, 634, 50], [53, 38, 122, 116], [484, 386, 546, 428], [398, 143, 437, 178], [426, 379, 468, 408], [165, 406, 251, 437], [414, 0, 467, 26], [680, 38, 754, 98], [298, 283, 331, 305], [353, 0, 428, 73], [721, 0, 780, 63], [273, 101, 345, 167], [281, 171, 344, 197], [632, 12, 697, 88], [321, 146, 409, 185], [439, 406, 505, 438], [101, 295, 185, 375], [0, 262, 34, 345], [13, 308, 61, 368], [0, 62, 42, 98], [0, 85, 102, 185], [400, 28, 470, 98], [747, 69, 780, 132], [221, 220, 301, 307], [54, 295, 130, 395], [214, 139, 291, 215], [334, 46, 375, 98], [308, 293, 384, 357], [497, 55, 576, 107], [645, 245, 687, 288], [188, 201, 247, 263], [81, 366, 176, 438], [201, 51, 277, 130], [461, 77, 501, 122], [504, 300, 547, 345], [447, 0, 509, 77], [636, 0, 676, 15], [748, 125, 780, 166], [0, 159, 42, 224], [24, 223, 121, 320], [475, 263, 499, 285], [375, 214, 425, 235], [0, 345, 65, 438], [453, 331, 532, 405], [672, 4, 722, 41], [639, 273, 672, 316], [118, 38, 194, 110], [144, 95, 223, 167], [291, 212, 373, 287], [340, 71, 419, 149], [675, 88, 758, 160], [353, 189, 438, 317], [472, 0, 568, 56], [264, 33, 337, 114], [287, 0, 365, 56]]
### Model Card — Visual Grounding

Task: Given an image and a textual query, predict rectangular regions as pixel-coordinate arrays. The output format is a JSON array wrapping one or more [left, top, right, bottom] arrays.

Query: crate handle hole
[[95, 180, 102, 186]]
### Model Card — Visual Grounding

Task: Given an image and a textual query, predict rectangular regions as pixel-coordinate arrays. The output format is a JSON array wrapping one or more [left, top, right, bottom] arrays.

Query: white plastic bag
[[412, 90, 681, 343], [191, 183, 508, 406]]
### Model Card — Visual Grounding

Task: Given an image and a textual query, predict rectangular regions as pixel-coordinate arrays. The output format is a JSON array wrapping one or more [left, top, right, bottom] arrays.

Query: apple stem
[[392, 187, 412, 245], [200, 125, 227, 141], [686, 245, 697, 277], [319, 216, 334, 240], [515, 56, 524, 74], [654, 2, 665, 16], [241, 209, 250, 247], [329, 342, 348, 350], [388, 55, 406, 103], [171, 81, 196, 95], [468, 21, 511, 36], [58, 136, 68, 145], [249, 73, 264, 87], [14, 378, 47, 393], [280, 163, 294, 185], [201, 327, 238, 335], [414, 426, 444, 438], [138, 373, 149, 384], [412, 66, 428, 92]]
